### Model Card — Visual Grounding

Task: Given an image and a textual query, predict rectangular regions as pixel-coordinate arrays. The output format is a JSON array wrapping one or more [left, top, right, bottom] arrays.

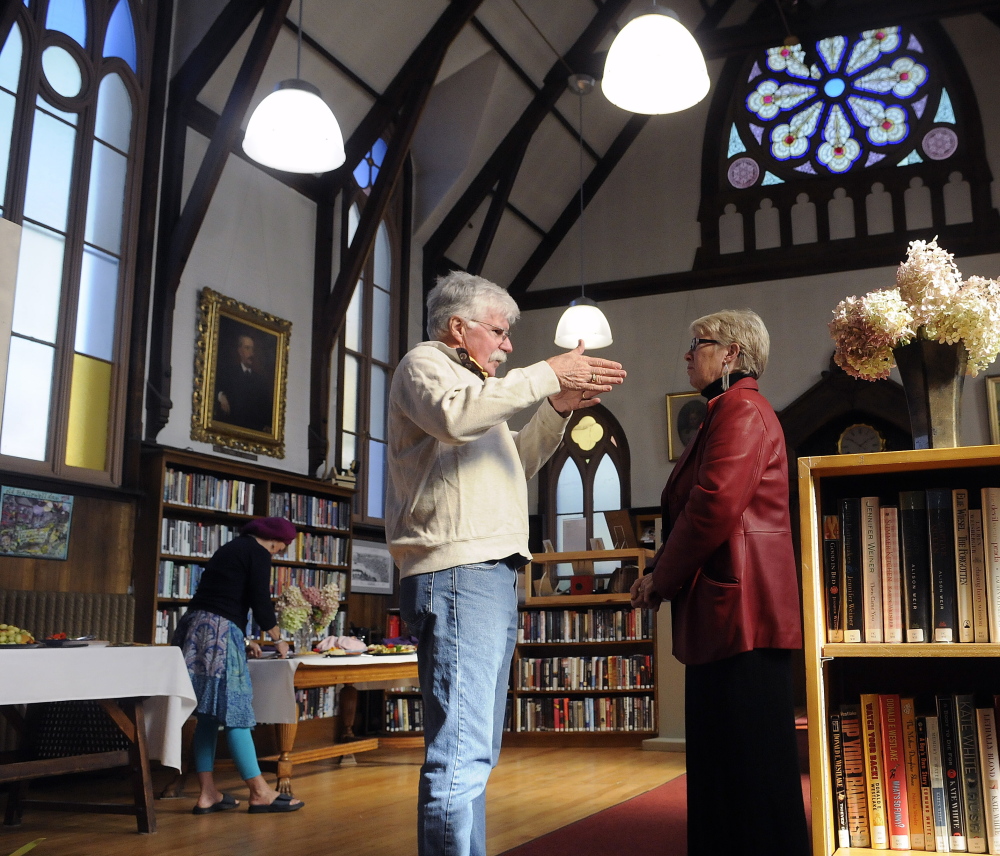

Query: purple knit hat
[[242, 516, 297, 544]]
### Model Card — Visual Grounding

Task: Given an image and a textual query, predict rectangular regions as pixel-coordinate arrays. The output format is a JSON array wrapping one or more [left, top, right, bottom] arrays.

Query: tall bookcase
[[800, 445, 1000, 856], [135, 446, 354, 644], [510, 548, 657, 743]]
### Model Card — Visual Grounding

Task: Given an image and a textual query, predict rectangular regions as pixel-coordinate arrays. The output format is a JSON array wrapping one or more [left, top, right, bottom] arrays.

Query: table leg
[[339, 684, 358, 740], [274, 721, 298, 795], [123, 699, 156, 834]]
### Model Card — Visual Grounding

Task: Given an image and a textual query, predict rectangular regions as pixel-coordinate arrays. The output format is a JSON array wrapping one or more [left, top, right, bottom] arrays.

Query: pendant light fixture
[[602, 3, 709, 115], [553, 74, 613, 351], [243, 0, 346, 173]]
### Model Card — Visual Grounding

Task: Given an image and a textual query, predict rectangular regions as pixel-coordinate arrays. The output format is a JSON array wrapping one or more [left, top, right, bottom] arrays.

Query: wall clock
[[836, 422, 886, 454]]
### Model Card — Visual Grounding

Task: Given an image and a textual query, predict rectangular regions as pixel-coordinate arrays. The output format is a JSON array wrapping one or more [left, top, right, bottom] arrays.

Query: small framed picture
[[988, 375, 1000, 445], [665, 391, 707, 461], [0, 487, 74, 560], [351, 540, 395, 595]]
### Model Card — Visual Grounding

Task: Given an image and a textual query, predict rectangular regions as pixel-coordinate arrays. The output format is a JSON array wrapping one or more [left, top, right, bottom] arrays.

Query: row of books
[[273, 532, 349, 566], [830, 693, 1000, 852], [157, 560, 206, 599], [384, 695, 424, 733], [295, 686, 340, 721], [153, 605, 188, 644], [516, 654, 654, 691], [268, 491, 351, 530], [160, 520, 239, 558], [825, 488, 1000, 644], [270, 567, 347, 598], [162, 467, 257, 514], [517, 606, 654, 643], [512, 694, 656, 733]]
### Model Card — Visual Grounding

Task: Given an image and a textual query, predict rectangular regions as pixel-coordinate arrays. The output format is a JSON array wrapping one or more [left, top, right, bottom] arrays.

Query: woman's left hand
[[246, 640, 264, 659], [630, 573, 663, 611]]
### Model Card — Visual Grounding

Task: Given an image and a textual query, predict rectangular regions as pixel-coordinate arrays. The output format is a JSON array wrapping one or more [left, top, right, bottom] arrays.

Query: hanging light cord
[[508, 0, 575, 77], [577, 92, 585, 299]]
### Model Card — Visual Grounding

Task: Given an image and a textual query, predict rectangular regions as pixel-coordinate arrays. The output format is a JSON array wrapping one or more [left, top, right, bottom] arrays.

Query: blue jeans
[[400, 558, 519, 856]]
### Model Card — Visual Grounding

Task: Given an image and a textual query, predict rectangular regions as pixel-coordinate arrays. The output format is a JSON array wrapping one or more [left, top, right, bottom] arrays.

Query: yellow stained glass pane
[[65, 353, 111, 470]]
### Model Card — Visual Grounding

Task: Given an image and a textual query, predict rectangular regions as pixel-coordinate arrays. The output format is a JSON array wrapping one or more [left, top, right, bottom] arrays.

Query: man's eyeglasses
[[468, 319, 511, 343], [688, 337, 720, 353]]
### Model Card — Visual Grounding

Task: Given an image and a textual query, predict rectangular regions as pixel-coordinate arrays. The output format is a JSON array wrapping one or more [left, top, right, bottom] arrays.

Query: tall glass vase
[[892, 338, 967, 449], [293, 625, 314, 655]]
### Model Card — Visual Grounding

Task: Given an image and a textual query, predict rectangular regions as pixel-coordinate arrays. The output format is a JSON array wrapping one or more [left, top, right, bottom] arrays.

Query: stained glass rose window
[[726, 26, 957, 189]]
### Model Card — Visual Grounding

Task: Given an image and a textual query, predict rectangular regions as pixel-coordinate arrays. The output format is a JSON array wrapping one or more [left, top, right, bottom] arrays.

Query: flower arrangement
[[829, 238, 1000, 381], [275, 582, 340, 636]]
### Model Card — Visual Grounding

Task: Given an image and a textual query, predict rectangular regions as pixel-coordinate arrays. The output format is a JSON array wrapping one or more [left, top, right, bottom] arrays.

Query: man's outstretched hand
[[547, 341, 626, 414]]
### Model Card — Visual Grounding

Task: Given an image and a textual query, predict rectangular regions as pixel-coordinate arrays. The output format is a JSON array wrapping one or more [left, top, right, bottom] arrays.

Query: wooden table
[[248, 654, 419, 793], [0, 647, 196, 833]]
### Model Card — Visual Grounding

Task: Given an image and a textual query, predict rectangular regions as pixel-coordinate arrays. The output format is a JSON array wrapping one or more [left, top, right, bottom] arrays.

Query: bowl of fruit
[[0, 624, 39, 647]]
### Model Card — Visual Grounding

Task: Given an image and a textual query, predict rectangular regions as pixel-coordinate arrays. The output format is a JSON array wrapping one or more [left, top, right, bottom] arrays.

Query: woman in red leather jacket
[[631, 309, 809, 856]]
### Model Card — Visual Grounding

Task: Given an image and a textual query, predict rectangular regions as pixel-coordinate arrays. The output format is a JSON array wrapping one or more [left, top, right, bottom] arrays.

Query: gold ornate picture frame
[[191, 288, 291, 458], [987, 375, 1000, 445], [665, 391, 706, 462]]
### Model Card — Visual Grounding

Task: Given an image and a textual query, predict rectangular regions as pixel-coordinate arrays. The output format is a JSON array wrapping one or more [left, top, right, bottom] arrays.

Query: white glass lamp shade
[[602, 7, 710, 115], [554, 298, 613, 350], [243, 79, 346, 173]]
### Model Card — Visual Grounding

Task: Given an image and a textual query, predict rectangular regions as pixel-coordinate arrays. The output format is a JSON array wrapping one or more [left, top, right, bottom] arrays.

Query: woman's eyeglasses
[[468, 319, 511, 343], [688, 337, 720, 353]]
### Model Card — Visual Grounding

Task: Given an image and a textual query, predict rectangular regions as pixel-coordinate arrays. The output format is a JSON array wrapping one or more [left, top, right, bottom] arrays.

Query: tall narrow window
[[337, 140, 403, 526], [0, 1, 152, 484]]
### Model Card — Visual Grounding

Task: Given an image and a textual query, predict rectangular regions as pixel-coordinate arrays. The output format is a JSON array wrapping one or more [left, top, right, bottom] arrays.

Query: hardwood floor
[[0, 746, 686, 856]]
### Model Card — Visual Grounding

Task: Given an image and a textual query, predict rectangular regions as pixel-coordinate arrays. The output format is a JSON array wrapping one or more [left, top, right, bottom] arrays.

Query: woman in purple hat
[[172, 516, 304, 815]]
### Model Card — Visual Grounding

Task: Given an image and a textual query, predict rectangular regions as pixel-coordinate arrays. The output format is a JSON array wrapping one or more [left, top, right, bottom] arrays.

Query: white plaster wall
[[156, 133, 318, 475]]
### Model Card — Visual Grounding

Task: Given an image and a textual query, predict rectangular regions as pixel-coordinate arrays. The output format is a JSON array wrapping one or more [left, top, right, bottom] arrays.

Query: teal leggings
[[193, 713, 261, 780]]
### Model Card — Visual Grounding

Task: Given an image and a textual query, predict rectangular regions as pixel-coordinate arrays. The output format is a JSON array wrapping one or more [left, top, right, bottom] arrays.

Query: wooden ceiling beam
[[467, 147, 528, 275]]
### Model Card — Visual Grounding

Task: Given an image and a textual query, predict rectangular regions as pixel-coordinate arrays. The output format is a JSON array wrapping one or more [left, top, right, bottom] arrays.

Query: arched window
[[540, 404, 631, 559], [336, 139, 403, 526], [0, 1, 150, 485], [696, 21, 998, 276]]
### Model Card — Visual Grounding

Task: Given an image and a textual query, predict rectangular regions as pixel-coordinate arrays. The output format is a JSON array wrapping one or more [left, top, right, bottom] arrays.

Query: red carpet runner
[[498, 774, 811, 856]]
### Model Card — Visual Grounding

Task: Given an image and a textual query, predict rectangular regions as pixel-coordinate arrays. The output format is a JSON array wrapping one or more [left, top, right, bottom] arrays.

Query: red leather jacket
[[649, 376, 802, 665]]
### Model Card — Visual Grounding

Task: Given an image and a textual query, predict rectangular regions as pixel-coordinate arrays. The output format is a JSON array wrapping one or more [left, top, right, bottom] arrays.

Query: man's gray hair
[[426, 271, 520, 341]]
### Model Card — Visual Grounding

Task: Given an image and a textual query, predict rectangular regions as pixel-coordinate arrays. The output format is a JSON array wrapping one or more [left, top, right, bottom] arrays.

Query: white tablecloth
[[0, 647, 196, 771], [248, 654, 419, 724]]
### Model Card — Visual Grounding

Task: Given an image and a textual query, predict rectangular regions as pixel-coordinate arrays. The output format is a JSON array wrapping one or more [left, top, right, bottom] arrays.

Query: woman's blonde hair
[[690, 309, 769, 378]]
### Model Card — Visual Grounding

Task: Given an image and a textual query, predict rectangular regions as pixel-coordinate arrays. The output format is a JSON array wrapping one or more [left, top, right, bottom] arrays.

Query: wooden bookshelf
[[135, 445, 354, 644], [799, 444, 1000, 856], [510, 548, 657, 743]]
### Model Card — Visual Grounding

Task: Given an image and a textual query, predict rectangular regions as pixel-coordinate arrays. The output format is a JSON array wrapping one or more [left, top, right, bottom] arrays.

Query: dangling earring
[[721, 360, 730, 391]]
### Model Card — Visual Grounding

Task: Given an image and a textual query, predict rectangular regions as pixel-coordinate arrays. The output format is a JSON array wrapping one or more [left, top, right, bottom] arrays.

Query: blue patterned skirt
[[172, 610, 256, 728]]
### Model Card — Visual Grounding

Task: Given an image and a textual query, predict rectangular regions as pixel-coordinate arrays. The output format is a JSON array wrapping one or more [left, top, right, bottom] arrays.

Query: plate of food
[[41, 634, 90, 648], [0, 642, 42, 649], [366, 644, 417, 655], [322, 649, 363, 657], [0, 624, 38, 647]]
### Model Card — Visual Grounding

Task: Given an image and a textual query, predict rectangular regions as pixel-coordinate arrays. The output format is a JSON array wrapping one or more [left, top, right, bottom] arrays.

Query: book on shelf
[[841, 703, 872, 848], [981, 488, 1000, 645], [862, 497, 885, 643], [880, 506, 904, 644], [900, 697, 925, 851], [954, 488, 975, 643], [938, 693, 969, 851], [824, 514, 844, 643], [926, 487, 959, 643], [915, 713, 936, 851], [861, 693, 890, 848], [899, 490, 932, 643], [956, 693, 988, 853], [925, 714, 952, 852], [842, 498, 865, 643], [970, 509, 990, 643], [829, 710, 852, 849], [976, 706, 1000, 855], [878, 693, 911, 850]]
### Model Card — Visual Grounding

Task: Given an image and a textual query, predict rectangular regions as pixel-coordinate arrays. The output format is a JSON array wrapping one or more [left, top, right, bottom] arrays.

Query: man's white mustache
[[490, 350, 507, 364]]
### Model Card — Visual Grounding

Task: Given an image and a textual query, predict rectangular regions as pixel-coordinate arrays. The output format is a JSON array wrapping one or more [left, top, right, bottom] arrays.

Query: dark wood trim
[[307, 200, 336, 476], [285, 18, 379, 100], [467, 146, 527, 275]]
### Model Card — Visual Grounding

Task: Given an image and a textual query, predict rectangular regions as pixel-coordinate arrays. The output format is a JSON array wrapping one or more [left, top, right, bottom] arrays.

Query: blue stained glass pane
[[0, 22, 23, 92], [556, 460, 583, 514], [762, 171, 784, 185], [103, 0, 136, 71], [371, 138, 387, 168], [898, 150, 923, 166], [934, 89, 955, 124], [95, 74, 132, 151], [366, 439, 386, 520], [24, 109, 76, 231], [76, 245, 118, 360], [45, 0, 87, 47], [352, 159, 371, 189], [85, 140, 127, 253], [824, 78, 845, 98], [728, 124, 746, 157]]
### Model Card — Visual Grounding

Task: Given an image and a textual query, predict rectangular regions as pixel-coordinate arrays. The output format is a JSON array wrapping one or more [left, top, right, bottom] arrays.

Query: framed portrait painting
[[191, 288, 291, 458], [988, 375, 1000, 445], [665, 391, 706, 461], [351, 541, 395, 595]]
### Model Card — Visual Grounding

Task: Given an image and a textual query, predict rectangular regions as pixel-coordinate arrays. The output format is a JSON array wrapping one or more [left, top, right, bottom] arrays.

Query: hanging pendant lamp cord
[[578, 93, 586, 299], [508, 0, 575, 76]]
